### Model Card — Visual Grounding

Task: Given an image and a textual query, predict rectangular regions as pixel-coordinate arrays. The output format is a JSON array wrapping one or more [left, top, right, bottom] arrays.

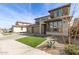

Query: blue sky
[[0, 3, 79, 29]]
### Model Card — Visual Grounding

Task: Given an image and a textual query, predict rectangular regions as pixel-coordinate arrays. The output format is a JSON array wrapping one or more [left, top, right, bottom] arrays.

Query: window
[[59, 9, 62, 16], [21, 27, 23, 30], [50, 22, 53, 28], [47, 20, 62, 32], [49, 22, 53, 32], [57, 10, 59, 16], [53, 21, 58, 32], [53, 21, 57, 28], [54, 9, 63, 17], [58, 21, 62, 28], [54, 11, 57, 17], [35, 20, 40, 25], [36, 21, 39, 25]]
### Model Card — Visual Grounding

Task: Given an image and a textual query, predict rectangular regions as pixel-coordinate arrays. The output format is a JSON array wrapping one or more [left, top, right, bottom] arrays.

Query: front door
[[43, 24, 46, 34]]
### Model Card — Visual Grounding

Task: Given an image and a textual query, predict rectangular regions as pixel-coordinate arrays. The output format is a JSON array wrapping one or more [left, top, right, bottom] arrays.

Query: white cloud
[[0, 4, 35, 29]]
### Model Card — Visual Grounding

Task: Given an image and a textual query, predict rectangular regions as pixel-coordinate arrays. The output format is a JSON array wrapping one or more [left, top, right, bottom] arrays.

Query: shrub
[[64, 44, 79, 55], [65, 39, 69, 44], [65, 39, 73, 44]]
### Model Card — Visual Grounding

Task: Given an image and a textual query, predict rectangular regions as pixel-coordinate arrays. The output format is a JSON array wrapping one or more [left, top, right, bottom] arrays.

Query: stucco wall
[[27, 26, 40, 34], [27, 27, 33, 33], [63, 20, 68, 36], [33, 26, 39, 34]]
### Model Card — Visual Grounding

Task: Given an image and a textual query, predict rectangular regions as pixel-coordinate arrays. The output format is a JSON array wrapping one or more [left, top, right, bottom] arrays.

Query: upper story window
[[59, 9, 62, 16], [49, 5, 70, 18], [53, 9, 62, 17], [54, 11, 57, 17], [35, 19, 40, 25], [35, 21, 39, 25]]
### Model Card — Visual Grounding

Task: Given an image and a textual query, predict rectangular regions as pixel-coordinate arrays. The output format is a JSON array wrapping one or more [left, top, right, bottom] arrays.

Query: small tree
[[74, 20, 79, 43], [67, 4, 78, 44]]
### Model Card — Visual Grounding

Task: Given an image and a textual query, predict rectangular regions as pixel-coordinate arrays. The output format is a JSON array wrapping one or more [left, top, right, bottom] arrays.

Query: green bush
[[65, 39, 69, 44], [64, 44, 79, 55]]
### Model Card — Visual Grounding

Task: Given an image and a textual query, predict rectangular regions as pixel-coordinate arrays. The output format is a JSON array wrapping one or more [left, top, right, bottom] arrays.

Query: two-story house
[[27, 4, 72, 36], [44, 4, 71, 36], [12, 21, 31, 33]]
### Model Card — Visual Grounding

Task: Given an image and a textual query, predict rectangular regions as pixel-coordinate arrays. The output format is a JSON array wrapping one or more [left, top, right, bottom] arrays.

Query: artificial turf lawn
[[16, 36, 45, 48]]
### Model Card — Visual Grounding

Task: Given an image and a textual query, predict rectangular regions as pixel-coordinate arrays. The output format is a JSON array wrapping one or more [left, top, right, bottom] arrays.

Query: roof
[[13, 25, 25, 27], [44, 15, 72, 22], [34, 15, 50, 20], [12, 25, 31, 27], [35, 4, 71, 20], [16, 21, 32, 24], [27, 24, 39, 27], [48, 4, 71, 12]]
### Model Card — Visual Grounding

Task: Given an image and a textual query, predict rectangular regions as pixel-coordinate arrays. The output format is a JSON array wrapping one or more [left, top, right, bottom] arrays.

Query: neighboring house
[[0, 28, 3, 37], [0, 28, 3, 33], [12, 21, 31, 33], [3, 28, 12, 33], [28, 4, 72, 36]]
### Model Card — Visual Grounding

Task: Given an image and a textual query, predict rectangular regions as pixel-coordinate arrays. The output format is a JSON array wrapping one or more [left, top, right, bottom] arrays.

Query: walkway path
[[0, 34, 49, 55]]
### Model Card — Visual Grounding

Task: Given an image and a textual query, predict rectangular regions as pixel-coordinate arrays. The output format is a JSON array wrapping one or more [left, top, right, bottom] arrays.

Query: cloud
[[0, 4, 35, 29]]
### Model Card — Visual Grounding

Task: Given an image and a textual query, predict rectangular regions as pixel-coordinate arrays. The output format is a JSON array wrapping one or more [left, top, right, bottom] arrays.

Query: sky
[[0, 3, 79, 29]]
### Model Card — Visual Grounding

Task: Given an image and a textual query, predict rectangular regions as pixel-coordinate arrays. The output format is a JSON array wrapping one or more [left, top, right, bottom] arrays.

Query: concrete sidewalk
[[0, 39, 49, 55]]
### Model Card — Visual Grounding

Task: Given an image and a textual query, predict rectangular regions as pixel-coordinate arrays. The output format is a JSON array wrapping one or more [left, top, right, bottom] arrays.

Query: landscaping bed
[[64, 44, 79, 55], [16, 36, 46, 48]]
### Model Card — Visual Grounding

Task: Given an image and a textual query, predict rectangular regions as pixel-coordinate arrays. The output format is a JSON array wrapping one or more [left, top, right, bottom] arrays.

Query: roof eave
[[48, 3, 71, 13]]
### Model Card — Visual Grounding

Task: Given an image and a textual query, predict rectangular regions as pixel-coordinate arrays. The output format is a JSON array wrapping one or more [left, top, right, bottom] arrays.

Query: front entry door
[[43, 24, 46, 34]]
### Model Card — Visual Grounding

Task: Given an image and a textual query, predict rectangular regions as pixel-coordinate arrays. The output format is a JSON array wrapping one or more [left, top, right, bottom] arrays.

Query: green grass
[[16, 36, 45, 48]]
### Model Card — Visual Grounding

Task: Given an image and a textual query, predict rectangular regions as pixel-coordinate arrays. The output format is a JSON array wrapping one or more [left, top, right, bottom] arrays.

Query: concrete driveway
[[0, 34, 49, 55]]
